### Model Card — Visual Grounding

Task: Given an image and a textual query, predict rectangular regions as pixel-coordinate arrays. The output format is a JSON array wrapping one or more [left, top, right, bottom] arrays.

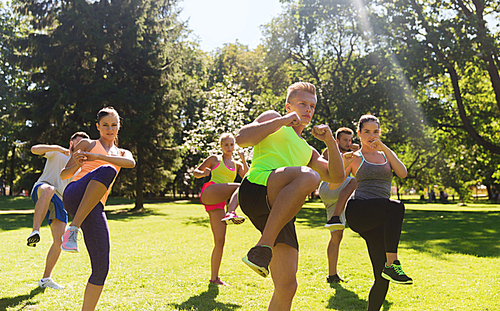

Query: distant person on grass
[[344, 114, 413, 311], [60, 107, 135, 311], [236, 82, 344, 310], [27, 132, 89, 290], [193, 133, 249, 286], [318, 127, 359, 284]]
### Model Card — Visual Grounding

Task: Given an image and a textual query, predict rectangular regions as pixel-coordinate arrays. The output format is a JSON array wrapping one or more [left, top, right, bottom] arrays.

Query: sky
[[0, 0, 283, 52], [178, 0, 283, 52]]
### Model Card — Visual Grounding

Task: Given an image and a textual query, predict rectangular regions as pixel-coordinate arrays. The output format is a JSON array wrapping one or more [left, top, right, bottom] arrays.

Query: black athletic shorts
[[238, 177, 299, 250]]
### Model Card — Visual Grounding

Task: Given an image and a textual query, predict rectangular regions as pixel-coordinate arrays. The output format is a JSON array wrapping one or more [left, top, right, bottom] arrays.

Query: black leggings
[[346, 198, 405, 311]]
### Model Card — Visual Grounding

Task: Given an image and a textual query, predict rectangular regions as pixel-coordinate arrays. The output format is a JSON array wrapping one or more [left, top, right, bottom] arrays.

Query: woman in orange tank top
[[60, 107, 135, 311]]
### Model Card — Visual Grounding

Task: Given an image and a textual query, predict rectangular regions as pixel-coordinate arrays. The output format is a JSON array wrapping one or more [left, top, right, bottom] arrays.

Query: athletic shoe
[[325, 216, 345, 231], [27, 230, 41, 247], [209, 277, 229, 286], [242, 245, 273, 277], [221, 211, 245, 225], [38, 277, 64, 290], [326, 274, 344, 283], [381, 260, 413, 284], [61, 226, 81, 253]]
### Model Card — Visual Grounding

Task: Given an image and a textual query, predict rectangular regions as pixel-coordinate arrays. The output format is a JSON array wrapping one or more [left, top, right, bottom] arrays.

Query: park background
[[0, 0, 499, 208], [1, 0, 500, 309]]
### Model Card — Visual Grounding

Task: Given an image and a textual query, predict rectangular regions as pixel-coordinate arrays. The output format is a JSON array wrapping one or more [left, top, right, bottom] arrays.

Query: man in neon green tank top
[[236, 82, 345, 310]]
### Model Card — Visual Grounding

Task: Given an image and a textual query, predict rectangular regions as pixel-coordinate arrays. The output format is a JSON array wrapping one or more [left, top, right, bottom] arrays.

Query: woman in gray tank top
[[344, 115, 413, 311]]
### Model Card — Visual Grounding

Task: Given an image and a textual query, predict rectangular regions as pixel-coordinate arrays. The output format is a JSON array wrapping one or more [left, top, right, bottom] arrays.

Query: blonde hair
[[219, 133, 235, 145], [286, 82, 316, 103]]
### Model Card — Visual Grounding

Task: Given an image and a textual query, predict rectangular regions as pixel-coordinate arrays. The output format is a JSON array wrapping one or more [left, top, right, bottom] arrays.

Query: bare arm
[[308, 125, 345, 183], [236, 152, 249, 178], [79, 148, 136, 169], [60, 139, 93, 180], [371, 139, 407, 178], [193, 155, 217, 179], [31, 144, 69, 156], [235, 110, 301, 147]]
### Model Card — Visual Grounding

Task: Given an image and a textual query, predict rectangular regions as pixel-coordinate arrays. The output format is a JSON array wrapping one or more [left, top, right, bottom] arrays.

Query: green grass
[[1, 197, 500, 310]]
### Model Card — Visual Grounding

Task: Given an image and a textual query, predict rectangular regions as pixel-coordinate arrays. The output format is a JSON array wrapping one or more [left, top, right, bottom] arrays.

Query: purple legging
[[63, 165, 117, 286]]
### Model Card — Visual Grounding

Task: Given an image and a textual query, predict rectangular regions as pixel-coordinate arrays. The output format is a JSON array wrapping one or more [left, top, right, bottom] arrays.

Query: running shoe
[[27, 230, 40, 247], [61, 226, 81, 253], [242, 245, 273, 277], [221, 211, 245, 225], [381, 260, 413, 284], [324, 216, 345, 231], [209, 277, 229, 286], [326, 274, 344, 283], [38, 277, 64, 290]]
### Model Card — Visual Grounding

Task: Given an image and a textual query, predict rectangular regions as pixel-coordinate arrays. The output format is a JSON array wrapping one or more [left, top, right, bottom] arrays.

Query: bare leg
[[201, 183, 239, 205], [258, 166, 320, 247], [42, 219, 66, 278], [225, 188, 239, 214], [386, 253, 398, 265], [268, 243, 298, 311], [81, 282, 103, 311], [331, 178, 356, 217], [327, 230, 343, 276], [33, 184, 56, 231], [207, 209, 227, 280], [69, 180, 107, 228]]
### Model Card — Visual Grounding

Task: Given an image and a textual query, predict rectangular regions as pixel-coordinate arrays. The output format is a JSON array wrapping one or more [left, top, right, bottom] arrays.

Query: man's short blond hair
[[286, 82, 316, 103]]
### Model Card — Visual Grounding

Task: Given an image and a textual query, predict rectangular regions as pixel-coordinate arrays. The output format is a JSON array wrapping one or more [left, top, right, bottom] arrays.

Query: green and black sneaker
[[242, 245, 273, 278], [381, 260, 413, 285]]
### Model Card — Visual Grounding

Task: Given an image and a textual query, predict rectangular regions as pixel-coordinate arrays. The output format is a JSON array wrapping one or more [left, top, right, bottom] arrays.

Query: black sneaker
[[27, 230, 40, 247], [324, 216, 345, 231], [326, 274, 344, 283], [242, 245, 273, 277], [381, 260, 413, 284]]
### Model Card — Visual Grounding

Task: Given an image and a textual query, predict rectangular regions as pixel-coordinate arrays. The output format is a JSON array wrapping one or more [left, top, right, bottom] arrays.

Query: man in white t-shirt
[[318, 127, 359, 283], [27, 131, 89, 290]]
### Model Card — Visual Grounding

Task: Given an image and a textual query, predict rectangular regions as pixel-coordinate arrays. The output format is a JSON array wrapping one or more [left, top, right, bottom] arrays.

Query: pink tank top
[[73, 140, 121, 206]]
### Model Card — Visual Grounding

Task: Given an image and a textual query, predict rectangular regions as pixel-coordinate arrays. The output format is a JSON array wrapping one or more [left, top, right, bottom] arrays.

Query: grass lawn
[[1, 196, 499, 310]]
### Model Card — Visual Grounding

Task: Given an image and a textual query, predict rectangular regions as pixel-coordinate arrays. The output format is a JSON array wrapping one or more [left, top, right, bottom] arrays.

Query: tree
[[368, 0, 500, 154], [181, 76, 252, 195], [10, 0, 193, 209]]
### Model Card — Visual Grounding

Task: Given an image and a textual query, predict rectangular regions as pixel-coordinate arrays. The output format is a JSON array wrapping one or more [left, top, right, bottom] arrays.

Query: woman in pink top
[[60, 107, 135, 311]]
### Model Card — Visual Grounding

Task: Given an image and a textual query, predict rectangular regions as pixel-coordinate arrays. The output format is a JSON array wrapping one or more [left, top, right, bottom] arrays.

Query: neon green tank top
[[209, 157, 237, 184], [247, 126, 313, 186]]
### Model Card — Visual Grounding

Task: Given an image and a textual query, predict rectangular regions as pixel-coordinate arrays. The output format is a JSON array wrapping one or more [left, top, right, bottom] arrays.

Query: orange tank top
[[73, 140, 121, 206]]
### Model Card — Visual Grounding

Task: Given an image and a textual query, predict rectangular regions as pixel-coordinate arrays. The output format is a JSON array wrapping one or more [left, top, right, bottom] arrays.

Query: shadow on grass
[[182, 216, 209, 228], [169, 283, 241, 311], [0, 286, 44, 310], [296, 205, 328, 228], [402, 210, 500, 258], [327, 282, 392, 310], [0, 208, 166, 232], [296, 206, 500, 258]]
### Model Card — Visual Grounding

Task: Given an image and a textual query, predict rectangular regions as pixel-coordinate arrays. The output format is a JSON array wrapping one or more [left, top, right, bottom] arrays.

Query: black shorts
[[238, 177, 299, 250]]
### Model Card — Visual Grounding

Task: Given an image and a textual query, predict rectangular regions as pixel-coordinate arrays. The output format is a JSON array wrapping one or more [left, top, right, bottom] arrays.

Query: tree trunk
[[2, 143, 8, 195], [8, 144, 15, 196], [131, 147, 144, 212]]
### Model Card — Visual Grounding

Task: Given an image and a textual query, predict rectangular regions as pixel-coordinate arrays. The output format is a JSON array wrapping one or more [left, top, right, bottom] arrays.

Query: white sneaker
[[27, 230, 40, 247], [38, 277, 64, 290]]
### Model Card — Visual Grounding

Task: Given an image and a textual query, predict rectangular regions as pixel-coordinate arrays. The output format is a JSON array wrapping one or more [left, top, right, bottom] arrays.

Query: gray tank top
[[353, 152, 392, 200]]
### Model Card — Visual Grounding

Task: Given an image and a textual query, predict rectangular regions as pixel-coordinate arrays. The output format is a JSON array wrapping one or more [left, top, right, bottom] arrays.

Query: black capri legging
[[346, 198, 405, 311]]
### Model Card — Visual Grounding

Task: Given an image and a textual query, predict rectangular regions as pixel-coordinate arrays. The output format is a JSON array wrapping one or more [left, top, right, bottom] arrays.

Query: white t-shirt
[[31, 151, 72, 200]]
